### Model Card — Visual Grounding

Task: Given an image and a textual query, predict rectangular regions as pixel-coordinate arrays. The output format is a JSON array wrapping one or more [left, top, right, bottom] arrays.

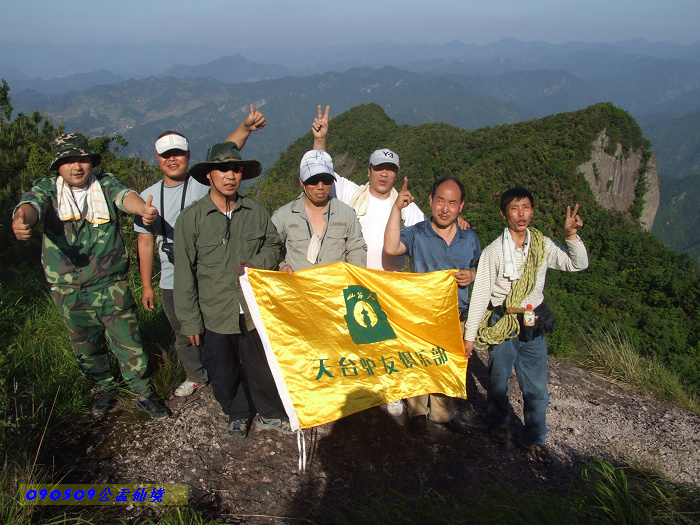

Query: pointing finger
[[402, 177, 408, 192]]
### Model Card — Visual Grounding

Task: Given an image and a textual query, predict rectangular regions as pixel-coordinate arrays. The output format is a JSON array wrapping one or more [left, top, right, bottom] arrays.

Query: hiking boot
[[490, 427, 510, 445], [436, 417, 471, 435], [92, 389, 116, 415], [135, 395, 169, 420], [227, 418, 250, 439], [256, 414, 294, 435], [174, 380, 204, 397], [520, 441, 553, 465], [407, 414, 429, 434]]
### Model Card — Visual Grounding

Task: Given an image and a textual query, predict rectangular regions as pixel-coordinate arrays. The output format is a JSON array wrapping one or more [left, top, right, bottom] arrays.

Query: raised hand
[[564, 204, 583, 238], [393, 177, 415, 210], [12, 207, 32, 241], [244, 104, 266, 131], [142, 195, 159, 227], [312, 105, 330, 139]]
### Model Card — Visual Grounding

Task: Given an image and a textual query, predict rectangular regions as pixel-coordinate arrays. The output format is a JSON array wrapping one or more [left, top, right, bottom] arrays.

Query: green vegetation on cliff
[[254, 102, 700, 395]]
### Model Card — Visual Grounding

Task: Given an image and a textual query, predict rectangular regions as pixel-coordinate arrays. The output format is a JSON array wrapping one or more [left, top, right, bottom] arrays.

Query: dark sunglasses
[[304, 174, 335, 186], [160, 149, 188, 158], [220, 164, 244, 174]]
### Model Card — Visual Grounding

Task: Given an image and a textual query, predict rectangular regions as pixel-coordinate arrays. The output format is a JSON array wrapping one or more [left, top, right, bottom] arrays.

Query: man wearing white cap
[[134, 105, 265, 398], [307, 106, 469, 416], [271, 152, 367, 272]]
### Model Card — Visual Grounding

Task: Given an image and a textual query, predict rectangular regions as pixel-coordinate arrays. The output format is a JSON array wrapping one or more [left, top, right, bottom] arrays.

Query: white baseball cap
[[155, 134, 190, 154]]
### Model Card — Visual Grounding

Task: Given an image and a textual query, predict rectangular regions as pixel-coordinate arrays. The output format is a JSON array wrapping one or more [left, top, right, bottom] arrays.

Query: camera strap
[[160, 176, 190, 242]]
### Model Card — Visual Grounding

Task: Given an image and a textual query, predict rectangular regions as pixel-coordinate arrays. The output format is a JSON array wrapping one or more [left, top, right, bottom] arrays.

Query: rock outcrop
[[578, 130, 659, 231]]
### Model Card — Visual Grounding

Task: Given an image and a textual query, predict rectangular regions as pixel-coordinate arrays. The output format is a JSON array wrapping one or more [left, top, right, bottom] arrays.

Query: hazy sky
[[4, 0, 699, 47]]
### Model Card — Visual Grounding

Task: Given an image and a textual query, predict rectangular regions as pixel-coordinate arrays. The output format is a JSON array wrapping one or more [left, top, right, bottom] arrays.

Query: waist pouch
[[517, 302, 555, 342]]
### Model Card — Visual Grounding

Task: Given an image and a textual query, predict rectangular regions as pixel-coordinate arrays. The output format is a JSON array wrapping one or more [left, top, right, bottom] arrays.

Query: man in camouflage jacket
[[12, 133, 169, 419]]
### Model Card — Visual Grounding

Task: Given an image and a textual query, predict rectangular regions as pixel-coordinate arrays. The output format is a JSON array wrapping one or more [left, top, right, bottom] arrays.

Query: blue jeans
[[486, 314, 549, 446]]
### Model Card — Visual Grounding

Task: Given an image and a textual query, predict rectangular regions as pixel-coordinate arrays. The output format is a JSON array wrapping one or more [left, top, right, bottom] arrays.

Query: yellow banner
[[240, 262, 466, 430]]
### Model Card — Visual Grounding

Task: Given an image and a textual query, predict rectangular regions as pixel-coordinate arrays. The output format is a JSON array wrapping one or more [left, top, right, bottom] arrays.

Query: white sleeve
[[403, 202, 427, 227], [332, 174, 360, 204], [464, 245, 498, 341]]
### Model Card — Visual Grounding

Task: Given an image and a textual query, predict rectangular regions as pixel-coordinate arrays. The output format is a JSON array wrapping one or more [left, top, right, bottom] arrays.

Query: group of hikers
[[11, 104, 587, 465]]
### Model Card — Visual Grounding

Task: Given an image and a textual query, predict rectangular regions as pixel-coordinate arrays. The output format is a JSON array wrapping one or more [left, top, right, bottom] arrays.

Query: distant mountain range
[[3, 37, 700, 259]]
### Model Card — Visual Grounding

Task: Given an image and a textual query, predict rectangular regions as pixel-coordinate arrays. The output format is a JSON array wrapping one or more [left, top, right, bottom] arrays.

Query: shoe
[[407, 414, 429, 434], [520, 441, 553, 465], [437, 417, 471, 435], [92, 389, 116, 415], [174, 380, 204, 397], [135, 395, 169, 420], [227, 418, 251, 439], [385, 400, 405, 416], [490, 427, 510, 445], [256, 415, 294, 435]]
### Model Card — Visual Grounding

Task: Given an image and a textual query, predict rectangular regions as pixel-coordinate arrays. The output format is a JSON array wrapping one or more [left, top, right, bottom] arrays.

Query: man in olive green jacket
[[174, 141, 291, 439]]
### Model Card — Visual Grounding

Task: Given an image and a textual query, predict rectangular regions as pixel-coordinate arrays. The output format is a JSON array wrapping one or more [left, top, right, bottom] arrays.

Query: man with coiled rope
[[463, 188, 588, 464]]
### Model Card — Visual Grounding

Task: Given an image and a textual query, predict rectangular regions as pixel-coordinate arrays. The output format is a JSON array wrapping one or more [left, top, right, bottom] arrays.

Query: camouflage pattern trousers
[[51, 280, 152, 396]]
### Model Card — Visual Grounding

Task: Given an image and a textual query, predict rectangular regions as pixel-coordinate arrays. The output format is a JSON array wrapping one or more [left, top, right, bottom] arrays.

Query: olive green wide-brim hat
[[50, 132, 102, 171], [189, 141, 262, 185]]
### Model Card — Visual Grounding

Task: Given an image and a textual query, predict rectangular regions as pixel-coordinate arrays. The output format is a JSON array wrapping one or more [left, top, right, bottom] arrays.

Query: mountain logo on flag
[[343, 285, 397, 345]]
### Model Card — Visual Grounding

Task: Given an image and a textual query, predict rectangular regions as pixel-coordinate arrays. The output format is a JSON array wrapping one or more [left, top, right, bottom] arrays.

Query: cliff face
[[578, 130, 659, 231]]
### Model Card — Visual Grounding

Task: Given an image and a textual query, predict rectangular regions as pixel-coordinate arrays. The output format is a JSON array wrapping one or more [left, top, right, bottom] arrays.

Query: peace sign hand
[[564, 204, 583, 239], [312, 105, 330, 139]]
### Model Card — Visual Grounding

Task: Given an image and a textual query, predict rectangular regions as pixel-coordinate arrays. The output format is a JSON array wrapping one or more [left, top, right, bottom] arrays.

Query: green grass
[[310, 459, 700, 525], [569, 325, 699, 413]]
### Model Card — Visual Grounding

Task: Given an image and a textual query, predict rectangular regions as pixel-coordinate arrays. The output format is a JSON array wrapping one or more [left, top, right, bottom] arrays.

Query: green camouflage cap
[[50, 132, 102, 171], [189, 141, 262, 185]]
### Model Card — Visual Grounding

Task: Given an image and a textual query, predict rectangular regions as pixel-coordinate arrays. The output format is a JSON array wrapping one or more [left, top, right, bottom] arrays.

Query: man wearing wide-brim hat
[[174, 141, 293, 438], [12, 132, 169, 420], [134, 106, 266, 400]]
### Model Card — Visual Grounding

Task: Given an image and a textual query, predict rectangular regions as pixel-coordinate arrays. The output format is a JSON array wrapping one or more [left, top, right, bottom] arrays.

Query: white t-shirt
[[133, 176, 209, 288], [332, 175, 425, 271]]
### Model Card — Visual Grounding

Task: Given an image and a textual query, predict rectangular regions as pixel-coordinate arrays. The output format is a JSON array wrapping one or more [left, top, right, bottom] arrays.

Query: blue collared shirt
[[400, 219, 482, 311]]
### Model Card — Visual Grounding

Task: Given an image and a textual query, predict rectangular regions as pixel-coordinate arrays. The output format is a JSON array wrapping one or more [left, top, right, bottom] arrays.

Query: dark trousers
[[200, 315, 287, 422]]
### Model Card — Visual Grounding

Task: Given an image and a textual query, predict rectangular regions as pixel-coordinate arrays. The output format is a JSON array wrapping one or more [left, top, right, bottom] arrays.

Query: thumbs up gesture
[[244, 104, 266, 131], [142, 195, 159, 227], [12, 206, 32, 241]]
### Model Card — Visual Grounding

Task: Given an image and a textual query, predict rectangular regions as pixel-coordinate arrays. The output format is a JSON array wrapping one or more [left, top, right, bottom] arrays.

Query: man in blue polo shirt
[[384, 176, 481, 434]]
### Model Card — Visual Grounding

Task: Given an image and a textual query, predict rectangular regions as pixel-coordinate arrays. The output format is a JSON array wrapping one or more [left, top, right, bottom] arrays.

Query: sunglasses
[[160, 149, 188, 158], [220, 164, 244, 174], [304, 174, 335, 186]]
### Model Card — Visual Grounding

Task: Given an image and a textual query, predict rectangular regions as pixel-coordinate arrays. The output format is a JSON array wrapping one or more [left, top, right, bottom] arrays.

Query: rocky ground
[[51, 349, 700, 523]]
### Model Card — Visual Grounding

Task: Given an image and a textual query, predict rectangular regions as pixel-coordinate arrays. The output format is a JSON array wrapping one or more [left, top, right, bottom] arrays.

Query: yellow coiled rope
[[475, 228, 546, 347]]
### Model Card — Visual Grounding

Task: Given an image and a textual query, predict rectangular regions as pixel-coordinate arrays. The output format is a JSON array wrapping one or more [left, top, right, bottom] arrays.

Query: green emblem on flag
[[343, 285, 397, 345]]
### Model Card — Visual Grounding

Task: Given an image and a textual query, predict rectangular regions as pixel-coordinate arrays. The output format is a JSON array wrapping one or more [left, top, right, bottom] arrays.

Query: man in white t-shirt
[[134, 105, 266, 398], [307, 106, 470, 416]]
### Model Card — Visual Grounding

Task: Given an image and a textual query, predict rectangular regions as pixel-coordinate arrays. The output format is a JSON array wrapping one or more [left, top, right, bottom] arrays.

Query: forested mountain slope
[[254, 103, 700, 394]]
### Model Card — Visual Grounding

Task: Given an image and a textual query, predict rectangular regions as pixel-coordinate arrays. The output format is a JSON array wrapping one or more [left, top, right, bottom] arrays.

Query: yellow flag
[[240, 262, 466, 430]]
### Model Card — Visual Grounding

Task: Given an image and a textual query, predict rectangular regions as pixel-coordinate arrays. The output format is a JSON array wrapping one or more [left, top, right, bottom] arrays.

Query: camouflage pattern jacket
[[18, 173, 135, 289]]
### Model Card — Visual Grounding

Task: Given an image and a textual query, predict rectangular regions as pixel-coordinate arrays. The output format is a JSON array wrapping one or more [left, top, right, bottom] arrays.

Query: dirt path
[[52, 350, 700, 522]]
